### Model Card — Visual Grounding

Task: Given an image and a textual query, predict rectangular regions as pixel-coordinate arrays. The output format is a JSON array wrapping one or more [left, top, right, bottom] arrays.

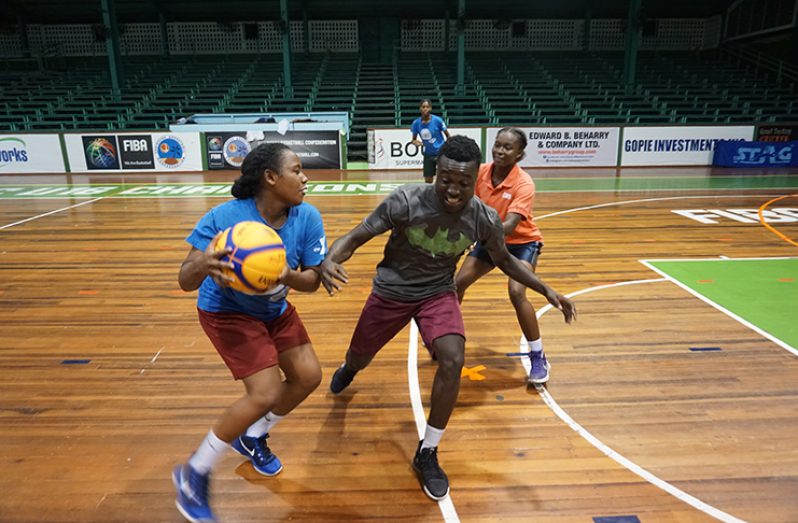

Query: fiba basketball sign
[[64, 133, 202, 172], [119, 135, 154, 169]]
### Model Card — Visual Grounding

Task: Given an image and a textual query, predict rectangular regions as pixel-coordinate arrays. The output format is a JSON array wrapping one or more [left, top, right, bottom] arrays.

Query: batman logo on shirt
[[406, 225, 472, 258]]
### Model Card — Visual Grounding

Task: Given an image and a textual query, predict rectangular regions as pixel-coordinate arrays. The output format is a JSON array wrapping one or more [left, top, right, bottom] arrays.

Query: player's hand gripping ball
[[214, 221, 286, 294]]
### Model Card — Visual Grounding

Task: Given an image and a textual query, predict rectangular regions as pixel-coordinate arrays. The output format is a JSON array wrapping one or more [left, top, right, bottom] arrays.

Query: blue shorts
[[468, 240, 543, 268]]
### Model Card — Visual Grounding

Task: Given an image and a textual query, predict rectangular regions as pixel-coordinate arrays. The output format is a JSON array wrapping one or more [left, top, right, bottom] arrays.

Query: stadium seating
[[1, 50, 796, 162]]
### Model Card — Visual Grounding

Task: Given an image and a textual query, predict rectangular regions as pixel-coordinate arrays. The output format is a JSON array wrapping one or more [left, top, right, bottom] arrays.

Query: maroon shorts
[[197, 303, 311, 379], [349, 291, 465, 357]]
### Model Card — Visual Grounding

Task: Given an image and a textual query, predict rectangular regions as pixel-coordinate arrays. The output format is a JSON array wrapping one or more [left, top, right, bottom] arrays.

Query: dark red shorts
[[349, 291, 465, 357], [197, 303, 311, 379]]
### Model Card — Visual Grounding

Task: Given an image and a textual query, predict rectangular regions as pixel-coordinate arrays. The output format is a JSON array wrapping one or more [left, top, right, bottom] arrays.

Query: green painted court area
[[645, 258, 798, 350]]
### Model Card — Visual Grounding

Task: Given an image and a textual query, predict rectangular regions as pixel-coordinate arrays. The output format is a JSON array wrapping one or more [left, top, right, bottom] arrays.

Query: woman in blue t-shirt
[[411, 98, 450, 183], [172, 143, 327, 523]]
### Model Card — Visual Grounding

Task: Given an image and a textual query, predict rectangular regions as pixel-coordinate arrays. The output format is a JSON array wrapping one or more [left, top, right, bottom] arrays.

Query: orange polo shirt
[[476, 162, 542, 243]]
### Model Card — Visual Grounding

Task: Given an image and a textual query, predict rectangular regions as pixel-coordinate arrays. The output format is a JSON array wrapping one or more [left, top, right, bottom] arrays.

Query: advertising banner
[[756, 124, 798, 143], [486, 127, 620, 167], [205, 130, 341, 170], [369, 128, 482, 169], [621, 126, 755, 166], [0, 134, 66, 173], [713, 140, 798, 167], [64, 132, 202, 173]]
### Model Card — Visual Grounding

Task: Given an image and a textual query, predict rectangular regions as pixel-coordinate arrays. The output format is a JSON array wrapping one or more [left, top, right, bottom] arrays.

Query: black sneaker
[[330, 363, 356, 394], [412, 441, 450, 500]]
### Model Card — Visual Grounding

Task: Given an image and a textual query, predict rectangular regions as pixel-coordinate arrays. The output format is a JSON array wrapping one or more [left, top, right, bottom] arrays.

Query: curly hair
[[497, 127, 527, 150], [231, 142, 291, 199], [437, 134, 482, 164]]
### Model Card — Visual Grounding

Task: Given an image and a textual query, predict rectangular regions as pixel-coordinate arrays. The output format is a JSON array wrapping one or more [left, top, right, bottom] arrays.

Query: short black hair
[[438, 135, 481, 164]]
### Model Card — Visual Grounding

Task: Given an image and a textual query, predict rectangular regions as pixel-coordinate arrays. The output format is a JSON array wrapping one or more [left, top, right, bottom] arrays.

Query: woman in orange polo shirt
[[455, 127, 550, 384]]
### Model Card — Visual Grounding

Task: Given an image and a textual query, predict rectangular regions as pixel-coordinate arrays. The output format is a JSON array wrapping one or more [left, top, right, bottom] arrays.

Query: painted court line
[[408, 320, 460, 523], [758, 193, 798, 248], [643, 256, 797, 262], [529, 279, 747, 523], [0, 197, 104, 230], [640, 259, 798, 357]]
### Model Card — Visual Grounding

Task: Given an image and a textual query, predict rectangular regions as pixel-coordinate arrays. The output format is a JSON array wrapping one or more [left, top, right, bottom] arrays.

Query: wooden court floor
[[0, 167, 796, 523]]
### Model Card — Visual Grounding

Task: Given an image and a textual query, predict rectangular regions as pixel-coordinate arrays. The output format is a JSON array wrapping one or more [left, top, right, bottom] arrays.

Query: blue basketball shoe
[[172, 464, 215, 523], [231, 433, 283, 476], [528, 351, 551, 384]]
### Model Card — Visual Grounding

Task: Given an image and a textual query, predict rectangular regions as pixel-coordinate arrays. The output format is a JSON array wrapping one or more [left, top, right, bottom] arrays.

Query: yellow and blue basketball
[[215, 221, 286, 294]]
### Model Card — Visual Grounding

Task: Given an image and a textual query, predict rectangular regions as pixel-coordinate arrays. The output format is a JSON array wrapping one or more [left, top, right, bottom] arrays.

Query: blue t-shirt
[[411, 115, 448, 157], [186, 198, 327, 323]]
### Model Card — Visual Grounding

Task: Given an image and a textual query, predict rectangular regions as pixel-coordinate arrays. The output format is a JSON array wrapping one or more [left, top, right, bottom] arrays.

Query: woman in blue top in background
[[411, 98, 450, 183], [173, 143, 327, 523]]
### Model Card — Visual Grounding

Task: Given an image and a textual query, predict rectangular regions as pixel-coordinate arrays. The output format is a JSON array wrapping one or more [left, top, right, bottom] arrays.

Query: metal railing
[[722, 44, 798, 87]]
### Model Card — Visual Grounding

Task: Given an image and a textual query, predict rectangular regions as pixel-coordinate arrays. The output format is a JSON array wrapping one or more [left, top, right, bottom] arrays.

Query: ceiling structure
[[6, 0, 738, 24]]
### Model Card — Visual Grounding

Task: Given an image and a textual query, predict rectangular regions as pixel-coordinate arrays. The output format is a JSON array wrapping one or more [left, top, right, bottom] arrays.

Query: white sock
[[527, 338, 543, 353], [263, 411, 284, 433], [245, 411, 284, 437], [421, 425, 445, 450], [188, 430, 229, 474]]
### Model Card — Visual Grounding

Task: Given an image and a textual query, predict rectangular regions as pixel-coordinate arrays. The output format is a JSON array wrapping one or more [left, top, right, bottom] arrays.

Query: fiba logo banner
[[155, 135, 186, 168], [120, 135, 154, 170], [207, 135, 225, 168], [82, 135, 120, 170]]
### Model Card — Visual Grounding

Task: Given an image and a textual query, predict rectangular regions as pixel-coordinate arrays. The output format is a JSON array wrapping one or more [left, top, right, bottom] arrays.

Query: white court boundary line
[[0, 197, 104, 230], [640, 258, 798, 357], [408, 320, 460, 522], [526, 279, 748, 523]]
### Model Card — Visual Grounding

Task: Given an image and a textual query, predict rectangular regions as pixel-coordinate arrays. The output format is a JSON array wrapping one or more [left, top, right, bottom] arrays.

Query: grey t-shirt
[[362, 184, 504, 300]]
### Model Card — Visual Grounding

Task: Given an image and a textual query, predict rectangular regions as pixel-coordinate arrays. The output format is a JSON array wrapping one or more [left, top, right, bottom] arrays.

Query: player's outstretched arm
[[492, 247, 577, 324], [319, 223, 376, 295]]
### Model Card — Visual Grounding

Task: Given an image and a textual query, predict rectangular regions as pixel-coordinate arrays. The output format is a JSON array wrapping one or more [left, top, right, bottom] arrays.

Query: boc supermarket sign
[[368, 128, 482, 169]]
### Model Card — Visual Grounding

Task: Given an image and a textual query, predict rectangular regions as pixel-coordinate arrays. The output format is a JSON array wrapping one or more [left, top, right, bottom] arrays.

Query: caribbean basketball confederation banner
[[0, 134, 65, 173], [63, 132, 203, 172], [205, 130, 341, 170], [486, 127, 620, 167]]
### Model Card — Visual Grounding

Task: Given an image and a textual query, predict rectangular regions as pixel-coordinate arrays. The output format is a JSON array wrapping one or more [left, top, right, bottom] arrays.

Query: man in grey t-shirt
[[318, 136, 576, 502]]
